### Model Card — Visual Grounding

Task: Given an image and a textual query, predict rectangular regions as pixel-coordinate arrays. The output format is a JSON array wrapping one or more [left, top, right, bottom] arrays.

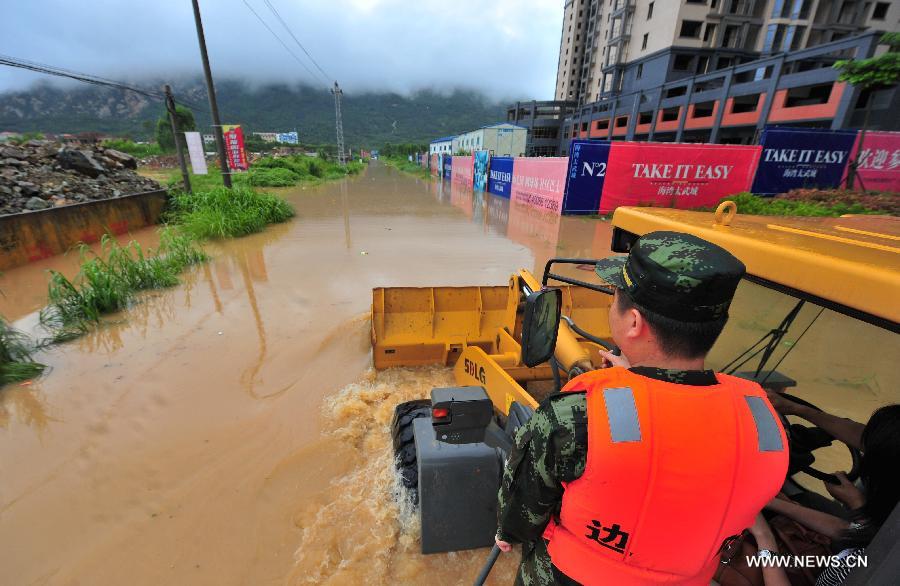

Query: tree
[[834, 32, 900, 189], [155, 105, 197, 153]]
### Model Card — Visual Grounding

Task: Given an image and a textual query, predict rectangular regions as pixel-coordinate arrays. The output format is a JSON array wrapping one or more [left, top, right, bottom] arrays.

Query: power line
[[239, 0, 327, 86], [260, 0, 332, 83], [0, 53, 209, 113]]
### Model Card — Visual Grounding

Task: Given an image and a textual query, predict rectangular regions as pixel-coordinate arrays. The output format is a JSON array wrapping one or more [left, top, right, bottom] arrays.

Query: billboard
[[563, 140, 612, 214], [452, 155, 474, 188], [430, 154, 440, 176], [510, 157, 569, 213], [222, 125, 249, 171], [488, 157, 514, 199], [599, 143, 761, 213], [846, 131, 900, 193], [276, 131, 299, 144], [443, 155, 452, 180], [751, 127, 857, 196], [184, 132, 208, 175], [473, 150, 490, 191]]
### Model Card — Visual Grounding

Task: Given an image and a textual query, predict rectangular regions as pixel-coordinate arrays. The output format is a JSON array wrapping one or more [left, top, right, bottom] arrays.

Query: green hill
[[0, 79, 514, 148]]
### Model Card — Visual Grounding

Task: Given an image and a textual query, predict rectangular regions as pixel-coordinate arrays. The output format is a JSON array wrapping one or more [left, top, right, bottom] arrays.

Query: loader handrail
[[541, 258, 615, 295]]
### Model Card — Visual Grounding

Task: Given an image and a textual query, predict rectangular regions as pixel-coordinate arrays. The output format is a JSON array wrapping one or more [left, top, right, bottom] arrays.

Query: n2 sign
[[752, 128, 857, 195], [563, 140, 611, 214]]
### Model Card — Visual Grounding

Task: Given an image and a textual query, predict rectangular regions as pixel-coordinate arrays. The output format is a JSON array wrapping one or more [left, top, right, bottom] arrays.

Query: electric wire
[[0, 53, 209, 113], [239, 0, 326, 86], [759, 307, 825, 385], [260, 0, 332, 83]]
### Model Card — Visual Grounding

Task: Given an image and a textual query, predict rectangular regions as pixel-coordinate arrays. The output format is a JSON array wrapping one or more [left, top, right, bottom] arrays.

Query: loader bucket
[[371, 285, 512, 369]]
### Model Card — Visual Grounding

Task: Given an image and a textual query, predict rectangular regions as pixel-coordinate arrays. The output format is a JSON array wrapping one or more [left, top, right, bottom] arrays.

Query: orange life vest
[[543, 367, 788, 585]]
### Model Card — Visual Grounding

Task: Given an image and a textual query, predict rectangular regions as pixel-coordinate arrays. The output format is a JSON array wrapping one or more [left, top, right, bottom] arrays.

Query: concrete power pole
[[331, 82, 346, 166], [191, 0, 232, 188]]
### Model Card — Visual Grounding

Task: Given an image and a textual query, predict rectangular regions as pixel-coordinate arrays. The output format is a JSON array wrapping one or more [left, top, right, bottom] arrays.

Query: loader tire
[[390, 399, 431, 504]]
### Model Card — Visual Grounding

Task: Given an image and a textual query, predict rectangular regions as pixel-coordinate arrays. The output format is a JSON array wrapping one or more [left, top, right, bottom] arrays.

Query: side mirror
[[521, 288, 562, 367]]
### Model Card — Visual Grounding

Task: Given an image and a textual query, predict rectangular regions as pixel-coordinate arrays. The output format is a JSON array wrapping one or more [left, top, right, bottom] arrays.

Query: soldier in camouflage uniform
[[495, 231, 759, 585]]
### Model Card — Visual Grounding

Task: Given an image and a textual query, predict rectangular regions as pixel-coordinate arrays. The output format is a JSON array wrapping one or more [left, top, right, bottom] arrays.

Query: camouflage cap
[[595, 231, 746, 322]]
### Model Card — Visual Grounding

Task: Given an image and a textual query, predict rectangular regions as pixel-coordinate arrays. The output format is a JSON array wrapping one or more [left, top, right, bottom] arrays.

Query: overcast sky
[[1, 0, 563, 100]]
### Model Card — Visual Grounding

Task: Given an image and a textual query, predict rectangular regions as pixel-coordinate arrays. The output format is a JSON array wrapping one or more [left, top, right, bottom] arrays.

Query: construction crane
[[332, 81, 346, 166]]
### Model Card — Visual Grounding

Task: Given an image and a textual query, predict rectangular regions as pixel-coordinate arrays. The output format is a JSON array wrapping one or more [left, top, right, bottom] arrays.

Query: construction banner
[[452, 155, 474, 188], [510, 157, 569, 213], [846, 131, 900, 192], [599, 143, 761, 213], [473, 151, 490, 191], [751, 127, 856, 196], [488, 157, 514, 199], [184, 132, 208, 175], [563, 140, 611, 214], [222, 125, 249, 171], [443, 155, 452, 180]]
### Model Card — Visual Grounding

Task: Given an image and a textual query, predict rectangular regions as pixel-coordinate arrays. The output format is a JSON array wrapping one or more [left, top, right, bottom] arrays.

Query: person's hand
[[766, 391, 805, 416], [495, 535, 512, 553], [598, 349, 630, 369], [825, 472, 866, 510], [749, 513, 777, 549]]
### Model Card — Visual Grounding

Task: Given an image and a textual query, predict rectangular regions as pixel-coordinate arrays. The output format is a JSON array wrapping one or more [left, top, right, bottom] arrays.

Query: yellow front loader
[[372, 202, 900, 567]]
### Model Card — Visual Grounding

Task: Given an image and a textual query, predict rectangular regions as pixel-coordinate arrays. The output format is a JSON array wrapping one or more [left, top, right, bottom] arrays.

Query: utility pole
[[191, 0, 232, 188], [332, 81, 346, 166], [164, 85, 192, 194]]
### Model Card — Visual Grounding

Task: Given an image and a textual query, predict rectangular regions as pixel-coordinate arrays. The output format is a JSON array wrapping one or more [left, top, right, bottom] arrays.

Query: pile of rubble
[[0, 140, 163, 215]]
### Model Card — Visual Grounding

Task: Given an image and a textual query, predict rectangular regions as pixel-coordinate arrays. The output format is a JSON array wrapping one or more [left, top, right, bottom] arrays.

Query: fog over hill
[[0, 79, 514, 147]]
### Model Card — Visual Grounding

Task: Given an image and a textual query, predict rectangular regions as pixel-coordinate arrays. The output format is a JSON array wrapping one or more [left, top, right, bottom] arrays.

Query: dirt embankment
[[0, 141, 162, 216]]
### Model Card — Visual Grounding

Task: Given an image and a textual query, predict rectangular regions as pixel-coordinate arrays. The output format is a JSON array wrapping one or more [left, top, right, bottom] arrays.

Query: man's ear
[[625, 306, 643, 339]]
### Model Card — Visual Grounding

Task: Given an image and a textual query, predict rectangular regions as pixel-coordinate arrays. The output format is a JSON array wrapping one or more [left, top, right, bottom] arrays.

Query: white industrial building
[[450, 123, 527, 157], [429, 136, 455, 155]]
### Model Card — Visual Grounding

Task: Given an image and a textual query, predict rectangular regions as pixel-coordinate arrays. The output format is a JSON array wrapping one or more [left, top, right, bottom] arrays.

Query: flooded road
[[1, 163, 897, 585]]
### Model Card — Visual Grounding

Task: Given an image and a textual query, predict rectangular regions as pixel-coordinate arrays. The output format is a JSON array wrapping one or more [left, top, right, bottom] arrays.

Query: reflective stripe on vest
[[744, 395, 785, 452], [544, 367, 789, 586], [603, 387, 641, 443]]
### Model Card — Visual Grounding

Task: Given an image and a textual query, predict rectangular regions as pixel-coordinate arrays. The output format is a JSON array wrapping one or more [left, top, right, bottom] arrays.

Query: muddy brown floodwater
[[1, 163, 897, 585]]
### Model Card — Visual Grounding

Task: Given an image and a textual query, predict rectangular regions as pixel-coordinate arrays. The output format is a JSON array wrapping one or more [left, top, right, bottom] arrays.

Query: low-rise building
[[507, 101, 578, 156], [450, 123, 528, 156], [429, 136, 455, 155]]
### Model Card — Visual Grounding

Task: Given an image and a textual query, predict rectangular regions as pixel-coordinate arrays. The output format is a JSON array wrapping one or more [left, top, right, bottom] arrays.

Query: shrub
[[716, 191, 893, 217], [247, 167, 300, 187], [166, 185, 295, 240], [0, 317, 45, 384]]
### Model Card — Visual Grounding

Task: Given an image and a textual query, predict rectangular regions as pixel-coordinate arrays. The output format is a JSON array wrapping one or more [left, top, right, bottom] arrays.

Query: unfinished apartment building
[[555, 0, 899, 151]]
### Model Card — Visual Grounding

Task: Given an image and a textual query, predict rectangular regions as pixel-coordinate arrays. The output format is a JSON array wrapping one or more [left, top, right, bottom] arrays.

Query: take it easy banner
[[752, 127, 857, 196], [222, 125, 248, 171], [596, 142, 761, 214]]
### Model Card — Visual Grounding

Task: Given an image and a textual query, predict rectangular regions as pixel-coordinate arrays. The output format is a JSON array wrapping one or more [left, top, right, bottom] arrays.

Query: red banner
[[430, 154, 440, 176], [599, 143, 761, 213], [222, 125, 249, 171], [510, 157, 568, 213], [452, 155, 474, 188], [847, 131, 900, 192]]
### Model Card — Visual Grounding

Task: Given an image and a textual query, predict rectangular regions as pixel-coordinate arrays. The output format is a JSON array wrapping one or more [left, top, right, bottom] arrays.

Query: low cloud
[[1, 0, 562, 100]]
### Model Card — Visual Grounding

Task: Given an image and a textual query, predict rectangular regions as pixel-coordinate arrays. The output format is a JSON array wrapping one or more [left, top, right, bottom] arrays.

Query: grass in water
[[0, 317, 46, 384], [40, 230, 207, 335], [166, 185, 295, 239]]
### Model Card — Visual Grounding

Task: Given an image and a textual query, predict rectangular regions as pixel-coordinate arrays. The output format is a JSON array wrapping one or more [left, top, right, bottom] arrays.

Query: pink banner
[[847, 131, 900, 192], [452, 155, 474, 187], [430, 154, 440, 176], [599, 143, 761, 213], [510, 157, 568, 213]]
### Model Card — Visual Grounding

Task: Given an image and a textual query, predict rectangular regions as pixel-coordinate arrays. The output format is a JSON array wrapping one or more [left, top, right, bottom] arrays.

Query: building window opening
[[639, 112, 653, 125], [785, 83, 833, 107], [692, 101, 716, 118], [731, 94, 760, 113], [665, 86, 688, 98], [673, 54, 694, 71], [873, 2, 889, 20], [596, 119, 610, 130], [642, 33, 649, 49], [615, 116, 628, 128], [661, 107, 680, 122], [680, 20, 703, 38], [636, 63, 644, 79], [581, 122, 589, 131], [647, 1, 654, 19]]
